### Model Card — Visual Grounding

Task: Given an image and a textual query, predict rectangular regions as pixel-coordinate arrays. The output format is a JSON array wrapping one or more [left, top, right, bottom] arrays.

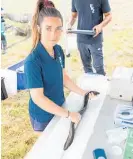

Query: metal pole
[[61, 0, 72, 76]]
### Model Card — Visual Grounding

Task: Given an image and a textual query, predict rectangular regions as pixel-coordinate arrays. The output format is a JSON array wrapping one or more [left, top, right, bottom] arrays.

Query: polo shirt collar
[[36, 41, 57, 61]]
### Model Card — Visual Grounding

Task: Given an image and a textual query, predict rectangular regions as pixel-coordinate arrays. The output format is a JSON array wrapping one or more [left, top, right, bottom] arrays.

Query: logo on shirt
[[90, 4, 95, 14], [59, 56, 63, 68]]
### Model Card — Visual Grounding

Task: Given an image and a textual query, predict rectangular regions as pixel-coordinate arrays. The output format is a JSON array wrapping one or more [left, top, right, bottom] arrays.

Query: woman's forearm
[[32, 94, 68, 118], [64, 74, 87, 96]]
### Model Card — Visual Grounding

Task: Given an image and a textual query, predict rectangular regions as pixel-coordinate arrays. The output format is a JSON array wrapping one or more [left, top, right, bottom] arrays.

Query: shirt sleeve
[[72, 0, 77, 12], [101, 0, 111, 13], [24, 61, 43, 89]]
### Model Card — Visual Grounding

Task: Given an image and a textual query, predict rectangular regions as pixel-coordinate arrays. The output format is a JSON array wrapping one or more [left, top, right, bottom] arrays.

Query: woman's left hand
[[84, 90, 100, 100], [88, 92, 95, 99]]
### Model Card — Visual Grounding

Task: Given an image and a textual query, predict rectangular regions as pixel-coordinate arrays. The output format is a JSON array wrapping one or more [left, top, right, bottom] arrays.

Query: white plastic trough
[[24, 74, 109, 159], [1, 69, 17, 96]]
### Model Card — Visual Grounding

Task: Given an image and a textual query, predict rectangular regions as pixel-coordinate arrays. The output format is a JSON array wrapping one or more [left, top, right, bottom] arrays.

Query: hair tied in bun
[[44, 0, 55, 8]]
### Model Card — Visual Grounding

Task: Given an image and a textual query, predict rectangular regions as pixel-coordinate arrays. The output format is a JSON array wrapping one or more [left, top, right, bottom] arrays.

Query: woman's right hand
[[69, 112, 81, 124]]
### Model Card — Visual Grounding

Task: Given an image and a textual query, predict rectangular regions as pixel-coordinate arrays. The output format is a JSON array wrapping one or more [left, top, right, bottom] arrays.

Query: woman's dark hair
[[31, 0, 63, 50]]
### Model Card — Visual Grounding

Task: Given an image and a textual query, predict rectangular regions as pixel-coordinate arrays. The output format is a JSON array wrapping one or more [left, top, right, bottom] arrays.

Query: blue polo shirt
[[72, 0, 111, 44], [24, 42, 65, 123]]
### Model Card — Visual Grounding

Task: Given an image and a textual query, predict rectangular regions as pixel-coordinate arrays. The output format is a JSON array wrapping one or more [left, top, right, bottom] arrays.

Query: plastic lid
[[112, 146, 122, 156], [98, 157, 106, 159]]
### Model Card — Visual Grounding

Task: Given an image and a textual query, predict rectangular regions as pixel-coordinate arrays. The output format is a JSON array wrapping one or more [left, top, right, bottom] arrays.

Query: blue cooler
[[8, 60, 26, 90]]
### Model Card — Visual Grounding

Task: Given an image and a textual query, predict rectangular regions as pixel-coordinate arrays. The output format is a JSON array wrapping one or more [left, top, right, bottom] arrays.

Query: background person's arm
[[67, 0, 78, 29], [100, 12, 112, 28], [68, 12, 77, 29], [100, 0, 112, 27], [93, 12, 112, 37], [93, 0, 112, 37]]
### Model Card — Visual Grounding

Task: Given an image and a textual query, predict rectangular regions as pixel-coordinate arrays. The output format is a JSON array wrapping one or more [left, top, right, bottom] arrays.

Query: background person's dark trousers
[[1, 32, 7, 54], [78, 42, 106, 76]]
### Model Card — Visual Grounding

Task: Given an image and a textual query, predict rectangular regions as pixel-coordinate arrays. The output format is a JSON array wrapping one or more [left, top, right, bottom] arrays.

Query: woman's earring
[[37, 25, 41, 34]]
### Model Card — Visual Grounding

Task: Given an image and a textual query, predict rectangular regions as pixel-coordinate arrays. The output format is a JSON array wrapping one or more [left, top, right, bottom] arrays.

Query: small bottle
[[93, 148, 107, 159]]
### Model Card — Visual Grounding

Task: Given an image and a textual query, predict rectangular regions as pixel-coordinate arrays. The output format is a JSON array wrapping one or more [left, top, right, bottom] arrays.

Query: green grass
[[1, 91, 39, 159], [1, 2, 133, 159], [104, 27, 133, 75]]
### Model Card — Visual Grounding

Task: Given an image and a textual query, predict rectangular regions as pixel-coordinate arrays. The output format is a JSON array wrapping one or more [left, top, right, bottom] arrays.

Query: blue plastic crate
[[8, 60, 26, 90]]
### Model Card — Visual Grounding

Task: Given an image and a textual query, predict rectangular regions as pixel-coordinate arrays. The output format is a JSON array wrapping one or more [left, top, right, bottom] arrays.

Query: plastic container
[[1, 69, 17, 96], [93, 148, 107, 159], [108, 67, 133, 101], [8, 60, 26, 90]]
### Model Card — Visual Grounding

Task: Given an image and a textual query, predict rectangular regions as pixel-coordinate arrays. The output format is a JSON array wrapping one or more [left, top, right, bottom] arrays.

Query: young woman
[[24, 0, 96, 132]]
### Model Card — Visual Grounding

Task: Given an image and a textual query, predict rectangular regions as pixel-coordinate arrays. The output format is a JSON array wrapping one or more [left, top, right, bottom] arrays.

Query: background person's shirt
[[1, 16, 5, 33], [72, 0, 111, 44], [24, 42, 65, 123]]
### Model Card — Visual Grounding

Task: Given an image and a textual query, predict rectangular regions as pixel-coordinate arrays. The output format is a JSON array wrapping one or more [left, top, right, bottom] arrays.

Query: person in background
[[24, 0, 99, 133], [68, 0, 112, 75], [1, 7, 7, 54]]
